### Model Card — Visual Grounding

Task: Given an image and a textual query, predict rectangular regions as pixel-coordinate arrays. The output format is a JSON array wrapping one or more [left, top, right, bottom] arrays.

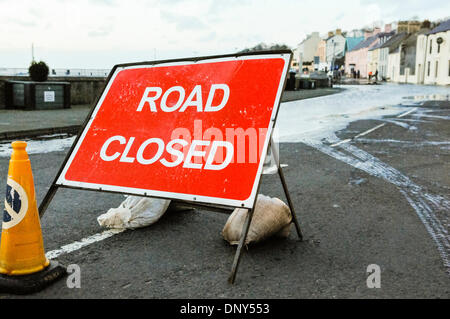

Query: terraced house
[[379, 32, 409, 81], [424, 19, 450, 85], [367, 24, 394, 80], [345, 26, 393, 78]]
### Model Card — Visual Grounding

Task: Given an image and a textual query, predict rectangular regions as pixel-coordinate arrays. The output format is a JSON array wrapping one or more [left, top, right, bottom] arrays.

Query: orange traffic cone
[[0, 141, 66, 294]]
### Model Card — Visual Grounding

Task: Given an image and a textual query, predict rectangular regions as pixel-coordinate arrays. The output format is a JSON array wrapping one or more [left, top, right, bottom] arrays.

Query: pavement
[[0, 87, 343, 140], [0, 86, 449, 298], [0, 105, 90, 140]]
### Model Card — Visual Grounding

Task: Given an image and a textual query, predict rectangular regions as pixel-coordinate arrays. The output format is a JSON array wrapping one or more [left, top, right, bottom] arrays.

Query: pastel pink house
[[345, 27, 393, 78]]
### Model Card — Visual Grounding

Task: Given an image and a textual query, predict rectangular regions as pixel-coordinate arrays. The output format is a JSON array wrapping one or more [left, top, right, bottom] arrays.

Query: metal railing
[[0, 68, 111, 77]]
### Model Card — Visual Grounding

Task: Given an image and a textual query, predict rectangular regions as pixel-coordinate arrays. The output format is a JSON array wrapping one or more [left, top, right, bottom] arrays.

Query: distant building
[[415, 31, 430, 84], [292, 32, 322, 72], [367, 25, 395, 80], [397, 20, 421, 34], [291, 46, 301, 72], [345, 35, 365, 53], [315, 37, 328, 71], [424, 19, 450, 85], [344, 27, 393, 78], [326, 29, 346, 70], [396, 29, 430, 84], [380, 32, 409, 81]]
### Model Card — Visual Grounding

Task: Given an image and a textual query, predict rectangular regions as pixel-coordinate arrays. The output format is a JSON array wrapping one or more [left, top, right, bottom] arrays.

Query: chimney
[[408, 21, 421, 33], [336, 29, 342, 35], [364, 29, 372, 39], [384, 24, 392, 33], [397, 21, 408, 33]]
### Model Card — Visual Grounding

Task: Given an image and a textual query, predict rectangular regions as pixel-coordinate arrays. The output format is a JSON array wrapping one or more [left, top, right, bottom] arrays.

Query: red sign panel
[[56, 53, 290, 208]]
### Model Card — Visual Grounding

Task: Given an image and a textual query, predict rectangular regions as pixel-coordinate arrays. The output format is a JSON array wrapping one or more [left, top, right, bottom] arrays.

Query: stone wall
[[0, 76, 106, 109]]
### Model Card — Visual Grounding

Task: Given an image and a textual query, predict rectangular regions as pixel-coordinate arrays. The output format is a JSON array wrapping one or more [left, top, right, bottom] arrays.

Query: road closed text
[[99, 84, 235, 170], [100, 136, 234, 170], [137, 84, 230, 112]]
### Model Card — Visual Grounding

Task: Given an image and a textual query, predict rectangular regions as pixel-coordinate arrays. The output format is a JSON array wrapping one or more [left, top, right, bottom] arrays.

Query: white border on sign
[[56, 53, 290, 209]]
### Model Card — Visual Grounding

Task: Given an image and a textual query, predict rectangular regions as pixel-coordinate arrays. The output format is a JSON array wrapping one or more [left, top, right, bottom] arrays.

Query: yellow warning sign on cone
[[0, 141, 65, 294], [0, 141, 49, 275]]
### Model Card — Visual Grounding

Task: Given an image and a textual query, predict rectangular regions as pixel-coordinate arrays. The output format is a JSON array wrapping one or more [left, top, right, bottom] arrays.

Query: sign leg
[[38, 184, 58, 218], [278, 166, 303, 241], [269, 137, 303, 241], [228, 208, 254, 284]]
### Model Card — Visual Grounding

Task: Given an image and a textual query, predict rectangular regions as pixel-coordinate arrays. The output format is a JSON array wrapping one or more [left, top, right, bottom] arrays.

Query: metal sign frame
[[38, 50, 303, 284]]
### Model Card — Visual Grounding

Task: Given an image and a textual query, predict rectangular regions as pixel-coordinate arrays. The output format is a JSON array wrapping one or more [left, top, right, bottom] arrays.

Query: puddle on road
[[0, 133, 76, 158], [404, 94, 450, 102], [0, 84, 449, 157]]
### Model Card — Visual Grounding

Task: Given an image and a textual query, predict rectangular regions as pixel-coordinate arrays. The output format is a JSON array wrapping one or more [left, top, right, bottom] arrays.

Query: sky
[[1, 0, 449, 69]]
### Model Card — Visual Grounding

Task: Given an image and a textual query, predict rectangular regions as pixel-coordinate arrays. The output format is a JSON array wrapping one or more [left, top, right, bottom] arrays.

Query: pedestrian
[[357, 70, 360, 78], [374, 69, 378, 81]]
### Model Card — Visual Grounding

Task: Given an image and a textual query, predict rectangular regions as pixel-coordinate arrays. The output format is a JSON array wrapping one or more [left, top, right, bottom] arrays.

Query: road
[[0, 84, 449, 298]]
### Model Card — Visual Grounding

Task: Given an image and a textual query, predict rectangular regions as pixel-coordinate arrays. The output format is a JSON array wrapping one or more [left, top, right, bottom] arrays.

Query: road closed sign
[[56, 52, 291, 208]]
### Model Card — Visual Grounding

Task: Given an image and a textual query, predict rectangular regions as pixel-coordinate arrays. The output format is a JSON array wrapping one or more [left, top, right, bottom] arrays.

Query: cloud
[[88, 29, 111, 37], [7, 17, 37, 28], [88, 25, 114, 37], [360, 0, 450, 21], [161, 10, 207, 31], [88, 0, 117, 6], [198, 31, 216, 42], [1, 0, 450, 69]]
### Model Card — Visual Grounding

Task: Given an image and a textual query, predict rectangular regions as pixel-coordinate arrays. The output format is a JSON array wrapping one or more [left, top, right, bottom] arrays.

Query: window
[[438, 43, 441, 54], [427, 61, 431, 76], [430, 40, 432, 54], [448, 60, 450, 76], [435, 61, 438, 78]]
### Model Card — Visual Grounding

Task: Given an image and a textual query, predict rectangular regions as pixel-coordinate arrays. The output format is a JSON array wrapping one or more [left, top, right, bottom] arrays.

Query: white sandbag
[[222, 194, 292, 245], [97, 196, 171, 229]]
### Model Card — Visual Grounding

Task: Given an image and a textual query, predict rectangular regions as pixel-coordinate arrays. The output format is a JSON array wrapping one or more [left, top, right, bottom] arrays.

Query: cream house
[[388, 47, 402, 82], [367, 30, 394, 79], [379, 33, 408, 81], [396, 29, 430, 84], [367, 46, 379, 78], [293, 32, 321, 72], [326, 29, 346, 70], [315, 37, 328, 71], [414, 31, 429, 84], [424, 19, 450, 85]]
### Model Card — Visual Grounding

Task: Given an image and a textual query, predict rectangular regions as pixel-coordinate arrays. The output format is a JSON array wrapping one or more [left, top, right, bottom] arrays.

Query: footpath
[[0, 87, 344, 140]]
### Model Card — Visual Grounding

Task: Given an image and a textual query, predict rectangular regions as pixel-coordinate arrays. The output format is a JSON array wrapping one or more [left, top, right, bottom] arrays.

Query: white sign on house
[[44, 91, 55, 102]]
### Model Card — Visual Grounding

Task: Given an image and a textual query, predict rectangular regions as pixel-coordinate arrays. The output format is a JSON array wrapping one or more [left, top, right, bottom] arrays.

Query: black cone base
[[0, 261, 67, 295]]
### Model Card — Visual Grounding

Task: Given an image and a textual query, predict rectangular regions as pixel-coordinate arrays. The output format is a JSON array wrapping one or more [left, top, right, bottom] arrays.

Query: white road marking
[[46, 228, 125, 259], [304, 137, 450, 274], [397, 107, 418, 118], [330, 138, 353, 147], [353, 123, 386, 139], [354, 138, 450, 146], [330, 107, 418, 148]]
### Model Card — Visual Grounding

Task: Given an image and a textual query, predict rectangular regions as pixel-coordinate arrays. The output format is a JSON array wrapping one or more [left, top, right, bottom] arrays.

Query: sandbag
[[222, 194, 292, 245], [97, 196, 171, 229]]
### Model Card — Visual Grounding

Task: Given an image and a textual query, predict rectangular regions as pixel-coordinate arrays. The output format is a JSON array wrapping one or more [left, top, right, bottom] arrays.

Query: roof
[[379, 32, 408, 51], [350, 35, 377, 51], [325, 33, 345, 41], [350, 31, 394, 51], [427, 19, 450, 35], [345, 36, 364, 51], [369, 41, 385, 51]]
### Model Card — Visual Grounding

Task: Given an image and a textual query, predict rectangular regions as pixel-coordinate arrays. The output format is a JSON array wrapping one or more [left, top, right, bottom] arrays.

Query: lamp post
[[331, 41, 336, 78]]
